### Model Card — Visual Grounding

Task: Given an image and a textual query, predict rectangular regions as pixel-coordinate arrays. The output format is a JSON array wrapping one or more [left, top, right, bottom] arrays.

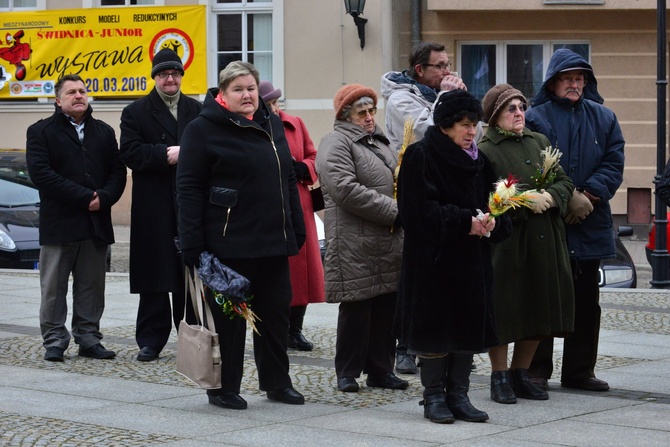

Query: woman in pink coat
[[260, 81, 325, 351]]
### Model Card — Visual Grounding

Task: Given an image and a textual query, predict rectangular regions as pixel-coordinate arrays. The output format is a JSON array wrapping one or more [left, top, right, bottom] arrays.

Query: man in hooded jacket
[[525, 48, 625, 392]]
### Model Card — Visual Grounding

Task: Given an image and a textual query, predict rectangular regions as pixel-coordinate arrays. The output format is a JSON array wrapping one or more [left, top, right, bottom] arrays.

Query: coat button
[[525, 159, 531, 164]]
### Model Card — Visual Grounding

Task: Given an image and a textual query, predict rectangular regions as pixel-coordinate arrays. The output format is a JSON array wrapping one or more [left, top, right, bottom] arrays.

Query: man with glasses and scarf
[[525, 48, 625, 392], [120, 48, 202, 362], [381, 41, 467, 156]]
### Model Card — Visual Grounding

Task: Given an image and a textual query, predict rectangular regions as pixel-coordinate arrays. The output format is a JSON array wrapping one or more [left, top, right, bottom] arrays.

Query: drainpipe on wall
[[411, 0, 421, 48], [651, 0, 670, 288]]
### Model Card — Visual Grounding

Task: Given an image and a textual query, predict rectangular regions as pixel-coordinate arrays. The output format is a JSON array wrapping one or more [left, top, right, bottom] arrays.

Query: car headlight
[[602, 268, 633, 285], [0, 229, 17, 251]]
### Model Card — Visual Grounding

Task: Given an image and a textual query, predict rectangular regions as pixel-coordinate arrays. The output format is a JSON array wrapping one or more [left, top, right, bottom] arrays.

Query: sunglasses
[[507, 103, 528, 114]]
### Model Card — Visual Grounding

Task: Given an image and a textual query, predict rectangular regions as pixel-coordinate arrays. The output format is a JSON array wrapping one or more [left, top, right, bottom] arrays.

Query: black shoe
[[44, 347, 64, 362], [266, 387, 305, 405], [337, 377, 359, 392], [511, 368, 549, 400], [208, 392, 247, 410], [420, 393, 455, 424], [490, 371, 517, 404], [288, 332, 314, 351], [137, 346, 159, 362], [366, 373, 409, 390], [78, 343, 116, 359], [529, 376, 548, 391], [395, 354, 417, 374], [561, 377, 610, 391]]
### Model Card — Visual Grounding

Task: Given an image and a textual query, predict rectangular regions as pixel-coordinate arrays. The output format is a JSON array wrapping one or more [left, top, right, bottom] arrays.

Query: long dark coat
[[26, 104, 126, 245], [120, 88, 202, 293], [479, 126, 575, 344], [395, 126, 511, 355]]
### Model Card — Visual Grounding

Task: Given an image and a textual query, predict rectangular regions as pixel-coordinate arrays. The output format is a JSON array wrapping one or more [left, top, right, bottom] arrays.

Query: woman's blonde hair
[[218, 61, 260, 91]]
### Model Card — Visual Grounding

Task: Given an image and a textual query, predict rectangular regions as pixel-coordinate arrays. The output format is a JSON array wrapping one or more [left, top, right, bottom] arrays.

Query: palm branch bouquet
[[531, 146, 562, 190], [393, 118, 415, 200], [488, 174, 535, 217]]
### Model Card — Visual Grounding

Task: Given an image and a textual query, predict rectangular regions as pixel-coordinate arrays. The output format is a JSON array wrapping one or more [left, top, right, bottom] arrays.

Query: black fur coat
[[394, 126, 511, 354]]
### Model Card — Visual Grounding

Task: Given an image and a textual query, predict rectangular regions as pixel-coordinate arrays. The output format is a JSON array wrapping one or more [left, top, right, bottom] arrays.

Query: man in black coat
[[120, 49, 202, 361], [26, 74, 127, 362]]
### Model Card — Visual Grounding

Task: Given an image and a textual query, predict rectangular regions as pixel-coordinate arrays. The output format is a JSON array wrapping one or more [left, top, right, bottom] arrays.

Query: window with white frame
[[0, 0, 37, 9], [459, 42, 590, 101], [214, 0, 274, 82]]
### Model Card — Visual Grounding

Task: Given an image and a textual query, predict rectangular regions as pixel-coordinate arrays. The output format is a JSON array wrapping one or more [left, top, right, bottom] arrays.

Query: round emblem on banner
[[149, 29, 195, 71], [43, 82, 54, 95], [10, 83, 22, 95]]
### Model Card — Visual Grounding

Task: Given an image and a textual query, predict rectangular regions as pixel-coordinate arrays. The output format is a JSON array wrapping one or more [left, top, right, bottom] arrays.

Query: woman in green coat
[[478, 84, 575, 405]]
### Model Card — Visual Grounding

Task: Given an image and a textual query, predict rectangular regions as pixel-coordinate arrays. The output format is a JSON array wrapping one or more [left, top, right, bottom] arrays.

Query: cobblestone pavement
[[1, 286, 670, 446], [1, 232, 670, 446]]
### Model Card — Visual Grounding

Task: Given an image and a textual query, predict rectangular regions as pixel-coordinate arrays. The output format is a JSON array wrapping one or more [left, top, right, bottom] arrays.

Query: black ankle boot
[[419, 357, 454, 424], [420, 392, 454, 424], [288, 306, 314, 351], [491, 370, 517, 404], [511, 368, 549, 400], [446, 353, 488, 422]]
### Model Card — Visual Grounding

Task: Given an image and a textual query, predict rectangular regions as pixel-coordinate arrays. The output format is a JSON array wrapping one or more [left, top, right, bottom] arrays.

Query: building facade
[[0, 0, 664, 225]]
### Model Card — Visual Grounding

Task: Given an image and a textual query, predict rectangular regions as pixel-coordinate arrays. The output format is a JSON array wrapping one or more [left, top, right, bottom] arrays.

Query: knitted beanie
[[433, 89, 482, 127], [259, 80, 282, 102], [482, 83, 527, 125], [333, 84, 378, 119], [151, 49, 185, 78]]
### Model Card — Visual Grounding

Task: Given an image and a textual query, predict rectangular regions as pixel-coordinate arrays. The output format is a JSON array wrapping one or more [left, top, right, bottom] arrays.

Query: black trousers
[[206, 256, 294, 395], [334, 292, 397, 378], [530, 259, 601, 382], [135, 290, 186, 351]]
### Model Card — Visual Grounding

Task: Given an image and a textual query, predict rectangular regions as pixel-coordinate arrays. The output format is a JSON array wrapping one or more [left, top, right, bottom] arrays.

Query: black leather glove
[[182, 247, 204, 269], [292, 160, 309, 181]]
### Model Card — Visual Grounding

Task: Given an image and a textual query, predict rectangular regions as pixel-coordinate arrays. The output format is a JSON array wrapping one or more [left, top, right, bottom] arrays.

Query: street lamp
[[344, 0, 367, 49]]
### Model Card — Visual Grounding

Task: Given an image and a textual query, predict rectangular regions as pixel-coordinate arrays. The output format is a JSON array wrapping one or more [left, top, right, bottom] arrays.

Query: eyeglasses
[[556, 75, 585, 85], [424, 61, 452, 71], [507, 103, 528, 114], [157, 71, 182, 79], [355, 107, 377, 118]]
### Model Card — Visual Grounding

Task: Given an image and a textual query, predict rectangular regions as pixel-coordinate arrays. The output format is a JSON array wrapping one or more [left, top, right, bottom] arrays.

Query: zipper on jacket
[[223, 207, 231, 237], [270, 137, 288, 242], [228, 117, 289, 242]]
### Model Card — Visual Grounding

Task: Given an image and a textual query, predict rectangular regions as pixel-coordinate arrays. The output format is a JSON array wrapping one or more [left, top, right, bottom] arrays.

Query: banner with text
[[0, 5, 206, 98]]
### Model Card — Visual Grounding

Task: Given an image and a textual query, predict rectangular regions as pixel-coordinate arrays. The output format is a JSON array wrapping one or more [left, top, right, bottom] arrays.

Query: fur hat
[[433, 90, 482, 127], [259, 80, 282, 102], [151, 49, 184, 78], [333, 84, 378, 119], [482, 83, 527, 125]]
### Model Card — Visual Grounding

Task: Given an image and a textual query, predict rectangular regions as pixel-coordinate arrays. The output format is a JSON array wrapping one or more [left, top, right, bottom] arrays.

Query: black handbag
[[310, 186, 324, 211]]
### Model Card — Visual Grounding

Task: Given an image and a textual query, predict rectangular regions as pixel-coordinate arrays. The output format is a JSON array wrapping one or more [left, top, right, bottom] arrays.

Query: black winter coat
[[177, 88, 305, 260], [26, 105, 126, 245], [120, 88, 202, 293], [395, 127, 511, 354]]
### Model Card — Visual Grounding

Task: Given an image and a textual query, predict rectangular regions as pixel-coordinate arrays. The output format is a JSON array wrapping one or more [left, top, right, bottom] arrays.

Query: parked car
[[314, 212, 326, 262], [0, 149, 111, 271], [598, 226, 637, 288]]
